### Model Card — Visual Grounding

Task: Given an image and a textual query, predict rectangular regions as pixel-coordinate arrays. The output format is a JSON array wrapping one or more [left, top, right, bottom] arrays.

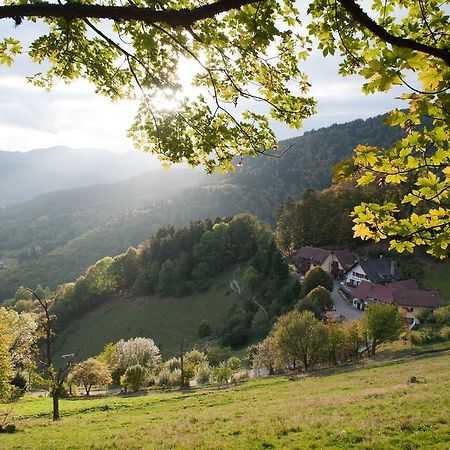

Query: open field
[[1, 352, 449, 449], [422, 261, 450, 306], [57, 271, 239, 360]]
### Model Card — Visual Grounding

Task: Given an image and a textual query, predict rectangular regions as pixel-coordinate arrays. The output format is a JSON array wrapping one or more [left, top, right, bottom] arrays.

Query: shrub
[[227, 356, 241, 372], [415, 308, 433, 324], [410, 331, 423, 345], [156, 369, 181, 388], [120, 364, 148, 392], [197, 320, 212, 338], [212, 363, 232, 385], [435, 306, 450, 326], [195, 365, 211, 385], [440, 326, 450, 340], [156, 369, 172, 387]]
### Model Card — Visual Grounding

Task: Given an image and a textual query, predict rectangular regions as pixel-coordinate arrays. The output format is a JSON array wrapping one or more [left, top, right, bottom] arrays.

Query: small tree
[[342, 320, 365, 361], [0, 318, 13, 402], [71, 358, 112, 395], [272, 310, 328, 371], [183, 350, 208, 384], [301, 267, 333, 297], [27, 288, 75, 421], [364, 304, 405, 355], [212, 362, 233, 385], [227, 356, 241, 372], [120, 364, 148, 392], [115, 337, 161, 380], [252, 337, 278, 376], [326, 324, 346, 366], [306, 286, 334, 314], [197, 320, 212, 338]]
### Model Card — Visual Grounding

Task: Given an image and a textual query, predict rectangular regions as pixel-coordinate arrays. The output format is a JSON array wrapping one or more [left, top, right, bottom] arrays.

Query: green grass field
[[57, 271, 239, 361], [1, 353, 449, 449], [422, 261, 450, 306]]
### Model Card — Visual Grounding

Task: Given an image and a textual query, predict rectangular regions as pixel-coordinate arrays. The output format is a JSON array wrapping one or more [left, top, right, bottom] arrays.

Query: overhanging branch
[[0, 0, 261, 27], [337, 0, 450, 67]]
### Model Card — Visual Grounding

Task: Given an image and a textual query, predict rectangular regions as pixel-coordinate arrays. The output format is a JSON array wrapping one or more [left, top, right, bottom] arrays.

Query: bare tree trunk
[[53, 393, 60, 421]]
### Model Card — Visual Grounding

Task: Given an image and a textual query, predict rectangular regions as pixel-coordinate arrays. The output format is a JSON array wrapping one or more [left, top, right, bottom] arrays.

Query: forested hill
[[0, 113, 404, 300], [217, 115, 405, 222]]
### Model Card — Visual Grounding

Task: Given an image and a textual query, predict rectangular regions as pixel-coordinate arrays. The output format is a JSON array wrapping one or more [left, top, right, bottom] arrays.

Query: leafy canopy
[[0, 0, 449, 256]]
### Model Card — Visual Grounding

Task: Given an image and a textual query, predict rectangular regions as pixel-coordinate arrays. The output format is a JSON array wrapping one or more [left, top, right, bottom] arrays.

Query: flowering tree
[[115, 337, 161, 375]]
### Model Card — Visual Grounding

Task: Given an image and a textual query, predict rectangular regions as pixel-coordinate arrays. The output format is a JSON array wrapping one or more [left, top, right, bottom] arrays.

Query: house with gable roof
[[344, 256, 404, 288], [352, 279, 440, 320], [292, 246, 356, 278]]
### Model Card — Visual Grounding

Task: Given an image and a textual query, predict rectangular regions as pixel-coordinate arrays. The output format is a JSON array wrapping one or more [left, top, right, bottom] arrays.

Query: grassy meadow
[[1, 352, 449, 449], [422, 261, 450, 306], [57, 271, 239, 360]]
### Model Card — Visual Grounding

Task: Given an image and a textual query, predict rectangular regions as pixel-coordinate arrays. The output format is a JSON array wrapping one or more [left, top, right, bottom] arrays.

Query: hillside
[[0, 113, 404, 300], [3, 353, 449, 449], [0, 146, 160, 206], [56, 271, 240, 361]]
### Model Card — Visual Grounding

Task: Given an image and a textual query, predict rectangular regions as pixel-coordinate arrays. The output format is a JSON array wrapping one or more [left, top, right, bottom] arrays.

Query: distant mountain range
[[0, 113, 406, 300], [0, 146, 161, 206]]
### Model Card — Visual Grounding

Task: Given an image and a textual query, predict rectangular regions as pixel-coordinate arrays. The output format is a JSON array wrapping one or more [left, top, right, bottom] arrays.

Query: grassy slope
[[2, 353, 449, 449], [422, 261, 450, 306], [57, 271, 239, 360]]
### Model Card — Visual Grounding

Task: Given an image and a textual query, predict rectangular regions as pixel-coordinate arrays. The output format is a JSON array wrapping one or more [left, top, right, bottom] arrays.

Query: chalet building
[[344, 256, 403, 287], [352, 280, 439, 320], [292, 246, 356, 278]]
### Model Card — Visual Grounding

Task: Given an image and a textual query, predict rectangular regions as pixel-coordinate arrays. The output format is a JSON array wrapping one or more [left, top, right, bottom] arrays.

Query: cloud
[[0, 20, 409, 153]]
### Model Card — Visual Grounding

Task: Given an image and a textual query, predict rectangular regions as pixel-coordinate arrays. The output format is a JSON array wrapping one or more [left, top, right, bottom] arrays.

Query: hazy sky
[[0, 19, 405, 154]]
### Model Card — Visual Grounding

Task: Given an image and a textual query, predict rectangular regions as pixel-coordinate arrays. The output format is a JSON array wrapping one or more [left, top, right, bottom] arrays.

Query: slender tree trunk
[[180, 338, 185, 388], [53, 393, 60, 421], [371, 340, 377, 355]]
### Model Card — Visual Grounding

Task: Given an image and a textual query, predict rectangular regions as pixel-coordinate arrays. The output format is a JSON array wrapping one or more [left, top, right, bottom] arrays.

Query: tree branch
[[0, 0, 261, 27], [337, 0, 450, 66]]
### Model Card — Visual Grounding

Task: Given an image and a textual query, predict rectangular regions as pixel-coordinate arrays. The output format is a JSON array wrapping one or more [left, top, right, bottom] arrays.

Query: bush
[[212, 363, 232, 385], [195, 365, 211, 385], [410, 331, 423, 345], [435, 306, 450, 326], [156, 369, 181, 388], [227, 356, 241, 372], [440, 326, 450, 340], [197, 320, 212, 338], [120, 364, 148, 392], [415, 308, 433, 324]]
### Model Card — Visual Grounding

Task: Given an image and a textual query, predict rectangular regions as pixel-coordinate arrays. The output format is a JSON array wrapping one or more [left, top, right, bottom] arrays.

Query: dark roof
[[392, 289, 440, 309], [293, 246, 330, 265], [293, 246, 356, 269], [334, 249, 356, 271], [354, 280, 439, 309], [354, 281, 393, 303], [358, 257, 404, 283]]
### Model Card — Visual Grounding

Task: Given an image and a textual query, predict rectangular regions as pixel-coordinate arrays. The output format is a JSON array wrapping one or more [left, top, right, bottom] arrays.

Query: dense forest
[[0, 114, 405, 301], [275, 181, 404, 254]]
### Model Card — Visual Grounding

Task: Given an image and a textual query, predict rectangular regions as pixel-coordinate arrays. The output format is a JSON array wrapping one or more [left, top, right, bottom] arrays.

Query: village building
[[292, 246, 356, 278], [344, 256, 403, 287], [352, 279, 439, 321]]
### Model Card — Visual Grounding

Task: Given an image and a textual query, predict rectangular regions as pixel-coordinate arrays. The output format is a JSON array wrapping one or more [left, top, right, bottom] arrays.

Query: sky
[[0, 18, 406, 154]]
